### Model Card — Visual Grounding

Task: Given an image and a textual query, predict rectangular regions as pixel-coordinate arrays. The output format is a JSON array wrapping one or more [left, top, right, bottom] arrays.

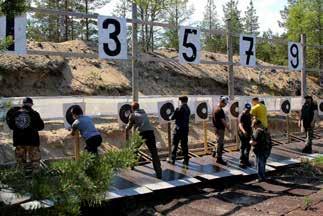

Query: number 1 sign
[[179, 26, 201, 64], [288, 42, 303, 71], [98, 16, 127, 60], [240, 34, 256, 67]]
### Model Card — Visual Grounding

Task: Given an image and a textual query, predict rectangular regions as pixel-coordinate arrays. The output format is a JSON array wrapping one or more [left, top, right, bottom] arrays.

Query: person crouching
[[71, 106, 102, 154]]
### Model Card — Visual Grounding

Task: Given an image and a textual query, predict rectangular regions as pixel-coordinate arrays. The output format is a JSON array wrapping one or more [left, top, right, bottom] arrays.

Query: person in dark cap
[[126, 102, 162, 179], [7, 97, 44, 174], [299, 95, 318, 153], [212, 96, 231, 165], [238, 103, 252, 168], [170, 96, 191, 166]]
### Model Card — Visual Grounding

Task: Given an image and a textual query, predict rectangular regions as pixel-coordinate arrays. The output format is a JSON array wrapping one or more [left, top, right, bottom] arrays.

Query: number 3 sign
[[240, 34, 256, 67], [179, 26, 201, 64], [98, 16, 127, 60], [288, 42, 302, 71]]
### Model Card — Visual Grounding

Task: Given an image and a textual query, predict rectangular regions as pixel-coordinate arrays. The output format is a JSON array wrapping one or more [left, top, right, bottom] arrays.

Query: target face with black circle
[[119, 104, 132, 124], [65, 105, 83, 126], [230, 101, 239, 118], [318, 101, 323, 116], [159, 102, 175, 122], [281, 100, 291, 115], [196, 102, 208, 120]]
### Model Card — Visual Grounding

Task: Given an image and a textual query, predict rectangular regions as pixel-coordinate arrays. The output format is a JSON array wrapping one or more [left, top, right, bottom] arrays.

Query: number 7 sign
[[240, 34, 256, 67]]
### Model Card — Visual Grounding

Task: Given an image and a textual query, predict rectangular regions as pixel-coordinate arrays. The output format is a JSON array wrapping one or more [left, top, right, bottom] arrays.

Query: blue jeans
[[256, 153, 267, 180]]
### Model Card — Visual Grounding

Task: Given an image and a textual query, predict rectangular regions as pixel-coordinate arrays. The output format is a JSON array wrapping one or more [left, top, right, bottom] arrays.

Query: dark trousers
[[85, 135, 102, 154], [171, 128, 189, 163], [255, 152, 267, 180], [239, 133, 251, 164], [214, 129, 225, 159], [305, 127, 314, 150], [140, 131, 162, 175]]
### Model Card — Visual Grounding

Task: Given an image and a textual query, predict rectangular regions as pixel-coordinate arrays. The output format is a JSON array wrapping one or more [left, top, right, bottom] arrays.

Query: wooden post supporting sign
[[168, 122, 172, 159], [74, 130, 80, 160], [203, 121, 208, 154]]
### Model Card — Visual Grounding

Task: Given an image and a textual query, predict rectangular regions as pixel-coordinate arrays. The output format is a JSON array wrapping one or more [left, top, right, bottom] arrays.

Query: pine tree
[[243, 0, 259, 35], [201, 0, 226, 53], [223, 0, 243, 53], [163, 0, 194, 49]]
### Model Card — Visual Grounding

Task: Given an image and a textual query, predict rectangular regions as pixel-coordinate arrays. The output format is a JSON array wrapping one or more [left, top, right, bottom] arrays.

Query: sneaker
[[239, 163, 247, 169], [302, 147, 312, 154], [167, 158, 175, 165], [216, 158, 227, 166], [212, 151, 216, 158], [156, 171, 162, 179]]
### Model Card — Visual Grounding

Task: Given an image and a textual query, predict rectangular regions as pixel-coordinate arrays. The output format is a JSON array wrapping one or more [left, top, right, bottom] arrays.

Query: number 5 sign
[[179, 26, 201, 64], [240, 35, 256, 67], [288, 42, 303, 71], [98, 16, 127, 60]]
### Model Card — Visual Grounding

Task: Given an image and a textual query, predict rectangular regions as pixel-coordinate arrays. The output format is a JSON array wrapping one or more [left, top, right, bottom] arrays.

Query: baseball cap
[[220, 96, 229, 104], [244, 103, 251, 110], [23, 97, 33, 105]]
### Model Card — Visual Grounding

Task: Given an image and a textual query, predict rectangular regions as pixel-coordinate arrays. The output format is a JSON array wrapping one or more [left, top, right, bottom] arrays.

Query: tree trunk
[[64, 0, 68, 41], [85, 0, 89, 41]]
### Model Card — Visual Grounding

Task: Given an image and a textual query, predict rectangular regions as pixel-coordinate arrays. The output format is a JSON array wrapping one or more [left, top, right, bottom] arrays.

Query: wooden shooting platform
[[1, 131, 323, 211]]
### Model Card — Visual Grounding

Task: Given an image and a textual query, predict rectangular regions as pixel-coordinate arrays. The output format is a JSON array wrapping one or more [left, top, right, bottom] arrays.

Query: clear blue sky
[[96, 0, 288, 35]]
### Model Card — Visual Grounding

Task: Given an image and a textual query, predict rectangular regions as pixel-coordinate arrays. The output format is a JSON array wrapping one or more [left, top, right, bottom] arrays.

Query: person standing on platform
[[126, 102, 162, 179], [71, 106, 102, 155], [212, 96, 231, 165], [251, 97, 268, 129], [250, 119, 270, 182], [7, 97, 44, 174], [170, 96, 191, 166], [238, 103, 252, 168], [299, 96, 318, 154]]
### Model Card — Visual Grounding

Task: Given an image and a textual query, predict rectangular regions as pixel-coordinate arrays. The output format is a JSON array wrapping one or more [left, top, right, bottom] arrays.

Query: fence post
[[226, 19, 237, 145], [132, 3, 139, 102], [301, 34, 307, 98]]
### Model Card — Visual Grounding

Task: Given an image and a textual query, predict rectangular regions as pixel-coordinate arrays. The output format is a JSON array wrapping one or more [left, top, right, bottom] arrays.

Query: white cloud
[[96, 0, 288, 35]]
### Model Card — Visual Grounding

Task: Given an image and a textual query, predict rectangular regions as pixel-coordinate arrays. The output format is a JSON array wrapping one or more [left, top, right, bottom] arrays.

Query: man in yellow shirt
[[251, 97, 268, 129]]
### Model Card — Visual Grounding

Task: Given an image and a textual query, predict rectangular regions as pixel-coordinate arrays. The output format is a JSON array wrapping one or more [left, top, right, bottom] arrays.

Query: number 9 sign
[[288, 42, 303, 71], [240, 34, 256, 67], [179, 26, 201, 64], [98, 16, 127, 60]]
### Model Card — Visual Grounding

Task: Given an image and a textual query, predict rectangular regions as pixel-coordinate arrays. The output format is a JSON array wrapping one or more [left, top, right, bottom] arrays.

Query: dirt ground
[[0, 40, 322, 97], [105, 164, 323, 216]]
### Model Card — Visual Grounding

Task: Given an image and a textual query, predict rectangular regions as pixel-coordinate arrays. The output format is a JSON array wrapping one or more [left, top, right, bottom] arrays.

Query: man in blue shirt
[[71, 106, 102, 154]]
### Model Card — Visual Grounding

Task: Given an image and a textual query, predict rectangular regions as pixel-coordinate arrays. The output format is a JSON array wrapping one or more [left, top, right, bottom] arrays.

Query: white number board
[[98, 16, 127, 60], [240, 34, 256, 67], [288, 42, 303, 71], [0, 15, 27, 55], [179, 26, 201, 64]]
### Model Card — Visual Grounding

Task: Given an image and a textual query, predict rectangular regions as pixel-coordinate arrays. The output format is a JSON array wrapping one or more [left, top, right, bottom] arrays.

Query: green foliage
[[284, 0, 323, 68], [0, 0, 30, 18], [162, 0, 194, 50], [0, 132, 142, 215], [243, 0, 259, 35]]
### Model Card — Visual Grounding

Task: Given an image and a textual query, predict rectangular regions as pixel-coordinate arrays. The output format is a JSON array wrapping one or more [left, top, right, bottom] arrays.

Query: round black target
[[65, 105, 83, 126], [281, 100, 291, 114], [230, 101, 239, 118], [196, 102, 208, 120], [319, 102, 323, 113], [119, 104, 132, 124], [160, 102, 175, 121]]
